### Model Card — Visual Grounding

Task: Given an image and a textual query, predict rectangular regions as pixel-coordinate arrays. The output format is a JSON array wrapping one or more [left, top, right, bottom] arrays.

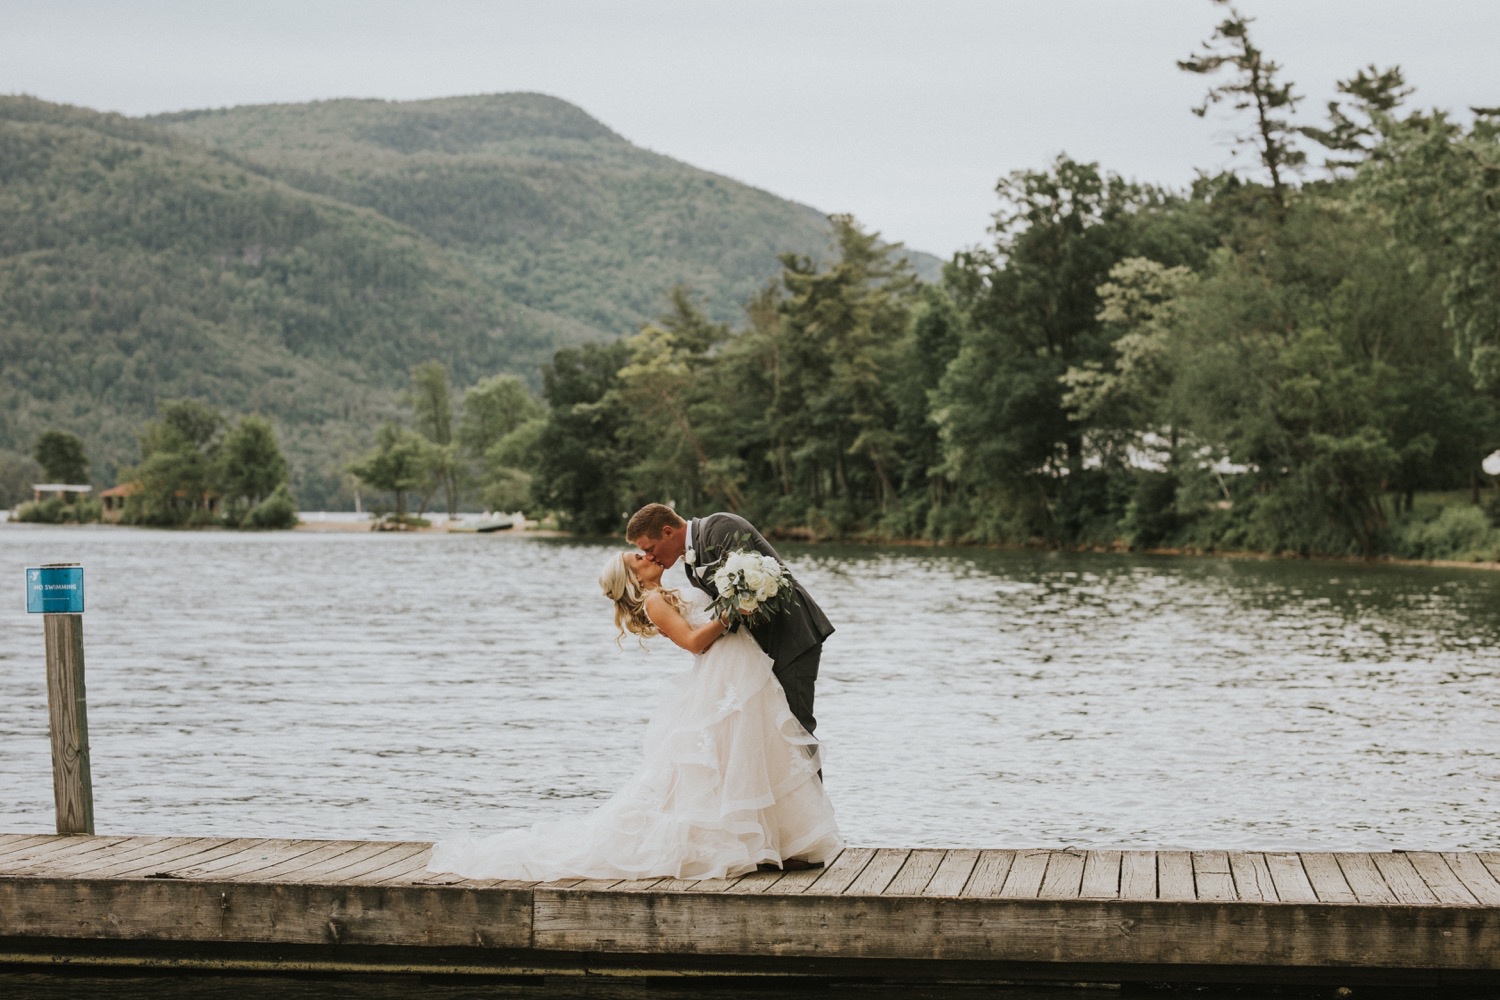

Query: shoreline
[[8, 516, 1497, 571], [292, 517, 567, 537], [375, 521, 1500, 573], [1133, 545, 1500, 574], [767, 531, 1500, 574]]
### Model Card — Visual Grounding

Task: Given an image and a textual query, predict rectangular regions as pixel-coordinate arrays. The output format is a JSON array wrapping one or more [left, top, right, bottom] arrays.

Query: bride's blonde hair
[[598, 552, 689, 644]]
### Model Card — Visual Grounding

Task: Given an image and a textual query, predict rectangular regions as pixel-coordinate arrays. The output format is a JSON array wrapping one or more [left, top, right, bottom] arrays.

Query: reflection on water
[[1, 525, 1498, 851], [0, 969, 1486, 999]]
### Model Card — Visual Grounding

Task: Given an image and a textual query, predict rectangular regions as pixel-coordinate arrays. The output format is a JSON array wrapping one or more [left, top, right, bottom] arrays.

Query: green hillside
[[0, 96, 558, 505], [150, 94, 905, 334], [0, 93, 940, 509]]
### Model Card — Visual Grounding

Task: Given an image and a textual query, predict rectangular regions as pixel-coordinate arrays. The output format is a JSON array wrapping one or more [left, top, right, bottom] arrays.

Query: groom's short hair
[[626, 503, 683, 541]]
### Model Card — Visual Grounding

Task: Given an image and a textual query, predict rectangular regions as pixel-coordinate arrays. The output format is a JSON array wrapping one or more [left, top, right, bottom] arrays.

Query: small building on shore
[[98, 482, 222, 523], [98, 482, 139, 524]]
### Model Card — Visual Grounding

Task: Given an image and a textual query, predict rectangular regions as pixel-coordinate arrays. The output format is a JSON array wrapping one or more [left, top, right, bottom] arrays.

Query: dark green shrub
[[1121, 472, 1181, 549], [246, 486, 299, 529], [15, 496, 102, 524], [1483, 490, 1500, 529], [1391, 503, 1499, 561]]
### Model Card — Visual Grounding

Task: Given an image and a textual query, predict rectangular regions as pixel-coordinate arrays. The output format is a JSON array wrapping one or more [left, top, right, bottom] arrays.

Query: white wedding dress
[[426, 613, 843, 881]]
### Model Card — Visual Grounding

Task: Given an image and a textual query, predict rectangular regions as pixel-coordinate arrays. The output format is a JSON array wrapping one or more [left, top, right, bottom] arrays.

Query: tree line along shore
[[7, 6, 1500, 561]]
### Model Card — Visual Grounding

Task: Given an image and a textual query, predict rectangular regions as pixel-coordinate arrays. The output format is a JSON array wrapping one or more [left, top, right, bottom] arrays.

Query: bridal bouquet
[[706, 546, 797, 628]]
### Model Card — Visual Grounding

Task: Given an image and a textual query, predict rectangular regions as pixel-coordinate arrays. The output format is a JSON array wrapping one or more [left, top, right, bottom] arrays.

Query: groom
[[626, 503, 834, 740]]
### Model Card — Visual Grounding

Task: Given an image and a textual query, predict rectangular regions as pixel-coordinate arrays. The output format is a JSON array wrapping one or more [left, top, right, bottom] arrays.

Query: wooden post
[[44, 610, 94, 835]]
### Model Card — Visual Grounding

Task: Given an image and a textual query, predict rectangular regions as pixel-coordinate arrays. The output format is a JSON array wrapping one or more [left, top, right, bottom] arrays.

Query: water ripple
[[2, 526, 1497, 851]]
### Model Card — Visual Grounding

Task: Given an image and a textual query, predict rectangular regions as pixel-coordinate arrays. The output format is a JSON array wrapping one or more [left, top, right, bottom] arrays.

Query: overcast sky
[[4, 1, 1497, 258]]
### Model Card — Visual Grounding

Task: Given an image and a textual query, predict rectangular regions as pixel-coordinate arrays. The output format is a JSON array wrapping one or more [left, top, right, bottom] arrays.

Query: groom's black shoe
[[756, 858, 824, 872]]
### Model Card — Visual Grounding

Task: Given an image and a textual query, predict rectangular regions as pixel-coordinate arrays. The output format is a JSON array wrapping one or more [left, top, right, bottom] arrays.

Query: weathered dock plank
[[1338, 852, 1399, 904], [0, 832, 89, 861], [3, 836, 1500, 986], [1264, 851, 1316, 902], [12, 834, 165, 877], [1193, 850, 1235, 901], [356, 850, 435, 887], [997, 848, 1049, 898], [237, 840, 376, 882], [727, 871, 785, 894], [817, 846, 878, 895], [604, 875, 668, 892], [344, 843, 436, 884], [646, 876, 703, 893], [884, 848, 944, 895], [681, 872, 750, 892], [844, 847, 908, 895], [1373, 852, 1440, 905], [1302, 851, 1358, 903], [274, 840, 406, 883], [195, 840, 330, 881], [62, 836, 208, 878], [921, 847, 978, 896], [1038, 849, 1086, 900], [0, 834, 132, 871], [1157, 850, 1194, 900], [155, 838, 276, 880], [1407, 852, 1479, 905], [763, 846, 870, 895], [1119, 850, 1156, 900], [960, 849, 1013, 896], [1228, 851, 1275, 902], [1446, 852, 1500, 905], [1079, 849, 1121, 899]]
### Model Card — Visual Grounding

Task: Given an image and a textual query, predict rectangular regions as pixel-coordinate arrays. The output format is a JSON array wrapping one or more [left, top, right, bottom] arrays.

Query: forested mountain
[[151, 95, 932, 335], [0, 94, 932, 506], [0, 96, 558, 504]]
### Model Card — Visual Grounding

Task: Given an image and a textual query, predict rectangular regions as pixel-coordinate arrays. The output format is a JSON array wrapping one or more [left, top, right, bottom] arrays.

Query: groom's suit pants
[[775, 643, 822, 738]]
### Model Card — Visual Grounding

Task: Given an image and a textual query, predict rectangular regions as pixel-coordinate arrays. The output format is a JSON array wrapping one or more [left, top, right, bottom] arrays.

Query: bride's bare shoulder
[[643, 589, 678, 620]]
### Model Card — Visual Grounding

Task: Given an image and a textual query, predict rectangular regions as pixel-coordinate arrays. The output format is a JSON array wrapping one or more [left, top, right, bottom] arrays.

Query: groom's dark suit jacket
[[686, 512, 834, 671]]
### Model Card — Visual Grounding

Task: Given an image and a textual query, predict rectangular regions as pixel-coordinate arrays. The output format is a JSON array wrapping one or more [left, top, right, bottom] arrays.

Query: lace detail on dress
[[788, 744, 818, 776], [715, 684, 742, 715]]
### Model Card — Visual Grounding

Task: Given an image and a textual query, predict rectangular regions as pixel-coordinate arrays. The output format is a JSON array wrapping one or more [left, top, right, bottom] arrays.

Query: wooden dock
[[3, 834, 1499, 987]]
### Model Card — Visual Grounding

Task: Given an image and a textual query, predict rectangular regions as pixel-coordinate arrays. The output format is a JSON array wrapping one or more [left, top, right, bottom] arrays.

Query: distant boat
[[448, 514, 515, 533]]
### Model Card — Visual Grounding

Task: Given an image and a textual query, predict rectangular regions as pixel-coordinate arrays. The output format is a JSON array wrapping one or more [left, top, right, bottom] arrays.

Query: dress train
[[427, 628, 842, 881]]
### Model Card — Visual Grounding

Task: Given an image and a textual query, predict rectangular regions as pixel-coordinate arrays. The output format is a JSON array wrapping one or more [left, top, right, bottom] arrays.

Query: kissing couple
[[427, 503, 843, 880]]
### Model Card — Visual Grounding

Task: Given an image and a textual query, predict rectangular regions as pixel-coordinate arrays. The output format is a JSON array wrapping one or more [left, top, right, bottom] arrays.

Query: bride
[[426, 550, 843, 881]]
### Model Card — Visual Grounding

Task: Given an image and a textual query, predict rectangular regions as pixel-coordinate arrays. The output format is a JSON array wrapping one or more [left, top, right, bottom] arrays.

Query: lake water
[[3, 523, 1497, 852]]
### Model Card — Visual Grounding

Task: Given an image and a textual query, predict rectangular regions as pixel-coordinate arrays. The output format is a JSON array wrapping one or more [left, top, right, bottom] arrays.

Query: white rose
[[723, 550, 754, 576], [741, 563, 771, 594], [739, 596, 760, 614]]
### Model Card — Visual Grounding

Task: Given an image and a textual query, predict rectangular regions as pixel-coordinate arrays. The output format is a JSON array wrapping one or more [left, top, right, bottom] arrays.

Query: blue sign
[[26, 566, 84, 614]]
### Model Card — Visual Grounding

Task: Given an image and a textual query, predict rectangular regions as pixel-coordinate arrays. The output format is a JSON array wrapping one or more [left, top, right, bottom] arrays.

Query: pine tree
[[1179, 0, 1304, 214]]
